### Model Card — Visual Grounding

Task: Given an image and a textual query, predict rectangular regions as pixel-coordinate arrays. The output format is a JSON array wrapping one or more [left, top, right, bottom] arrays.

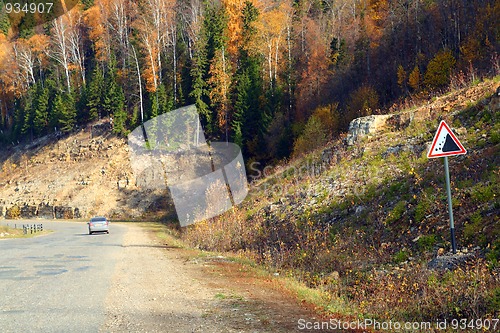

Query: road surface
[[0, 221, 124, 332], [0, 221, 321, 333]]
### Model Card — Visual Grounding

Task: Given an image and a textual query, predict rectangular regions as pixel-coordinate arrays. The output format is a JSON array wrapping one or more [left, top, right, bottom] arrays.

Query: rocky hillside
[[180, 78, 500, 324], [0, 121, 173, 220], [0, 79, 498, 224]]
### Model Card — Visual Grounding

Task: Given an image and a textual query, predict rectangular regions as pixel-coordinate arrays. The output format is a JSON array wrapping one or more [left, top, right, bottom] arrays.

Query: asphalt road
[[0, 221, 126, 333]]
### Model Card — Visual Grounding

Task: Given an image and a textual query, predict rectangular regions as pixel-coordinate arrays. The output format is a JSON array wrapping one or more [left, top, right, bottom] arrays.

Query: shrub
[[385, 200, 407, 224], [424, 49, 456, 89], [417, 234, 437, 252], [414, 199, 430, 223], [292, 115, 329, 158], [471, 184, 495, 203], [6, 205, 21, 219], [393, 250, 410, 264], [408, 65, 421, 91], [346, 85, 379, 120]]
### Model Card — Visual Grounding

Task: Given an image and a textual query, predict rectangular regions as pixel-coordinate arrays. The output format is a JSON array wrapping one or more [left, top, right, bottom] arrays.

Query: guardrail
[[2, 223, 44, 235], [22, 224, 44, 235]]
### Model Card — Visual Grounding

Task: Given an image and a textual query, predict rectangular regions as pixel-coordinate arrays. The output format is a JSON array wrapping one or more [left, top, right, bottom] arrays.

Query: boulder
[[37, 204, 54, 219], [428, 251, 476, 271], [74, 207, 82, 219], [54, 206, 74, 219], [346, 115, 392, 145], [20, 205, 37, 219], [321, 148, 333, 165]]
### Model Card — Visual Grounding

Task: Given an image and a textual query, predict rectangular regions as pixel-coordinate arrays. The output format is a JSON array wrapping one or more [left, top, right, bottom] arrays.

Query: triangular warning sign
[[427, 121, 467, 158]]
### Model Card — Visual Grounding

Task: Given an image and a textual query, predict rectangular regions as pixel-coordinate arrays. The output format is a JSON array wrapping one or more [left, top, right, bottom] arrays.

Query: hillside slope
[[181, 78, 500, 324], [0, 121, 172, 220]]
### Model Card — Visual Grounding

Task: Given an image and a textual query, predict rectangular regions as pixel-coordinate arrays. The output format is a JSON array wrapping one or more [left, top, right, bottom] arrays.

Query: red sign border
[[427, 120, 467, 158]]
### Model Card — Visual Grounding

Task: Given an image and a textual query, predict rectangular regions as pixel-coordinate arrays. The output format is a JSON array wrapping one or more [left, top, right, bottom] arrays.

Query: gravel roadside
[[101, 224, 321, 333]]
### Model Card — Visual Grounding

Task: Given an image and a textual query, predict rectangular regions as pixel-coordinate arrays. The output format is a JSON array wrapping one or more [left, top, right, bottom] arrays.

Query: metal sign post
[[428, 121, 466, 254], [443, 156, 457, 254]]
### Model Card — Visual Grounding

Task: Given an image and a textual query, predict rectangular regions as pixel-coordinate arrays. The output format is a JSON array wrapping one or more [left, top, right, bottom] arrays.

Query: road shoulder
[[102, 223, 321, 332]]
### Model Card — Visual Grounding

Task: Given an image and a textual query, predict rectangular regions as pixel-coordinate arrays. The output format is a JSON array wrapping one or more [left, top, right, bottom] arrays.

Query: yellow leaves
[[221, 0, 248, 57], [0, 34, 17, 95], [208, 48, 231, 130], [84, 4, 107, 61], [253, 0, 292, 82]]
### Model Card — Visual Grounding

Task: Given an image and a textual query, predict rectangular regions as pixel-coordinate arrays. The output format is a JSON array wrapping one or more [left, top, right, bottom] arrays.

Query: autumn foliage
[[0, 0, 498, 161]]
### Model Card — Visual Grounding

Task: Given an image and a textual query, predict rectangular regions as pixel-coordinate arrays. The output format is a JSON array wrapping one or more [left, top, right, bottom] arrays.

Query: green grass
[[385, 200, 407, 225], [417, 234, 437, 252], [471, 183, 496, 203], [393, 250, 410, 264]]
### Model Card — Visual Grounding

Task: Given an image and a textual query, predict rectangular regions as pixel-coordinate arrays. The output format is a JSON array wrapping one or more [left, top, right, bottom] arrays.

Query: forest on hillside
[[0, 0, 498, 164]]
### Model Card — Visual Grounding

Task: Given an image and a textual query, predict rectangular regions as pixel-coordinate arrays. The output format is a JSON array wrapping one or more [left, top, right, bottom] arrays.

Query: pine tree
[[33, 83, 50, 136], [101, 61, 126, 135], [112, 87, 126, 135], [22, 86, 36, 139], [52, 91, 77, 133], [0, 1, 10, 35], [190, 27, 211, 133], [232, 2, 266, 157], [86, 65, 104, 121], [103, 59, 125, 124], [424, 49, 456, 89]]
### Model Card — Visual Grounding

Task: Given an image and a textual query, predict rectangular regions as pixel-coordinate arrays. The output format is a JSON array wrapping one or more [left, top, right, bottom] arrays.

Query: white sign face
[[427, 121, 467, 158]]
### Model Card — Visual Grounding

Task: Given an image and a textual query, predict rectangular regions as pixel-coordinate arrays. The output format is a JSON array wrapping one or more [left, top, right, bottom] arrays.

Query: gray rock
[[54, 206, 74, 219], [20, 205, 37, 219], [38, 204, 55, 219], [428, 252, 476, 271], [346, 115, 392, 145], [355, 206, 366, 215], [321, 148, 333, 165]]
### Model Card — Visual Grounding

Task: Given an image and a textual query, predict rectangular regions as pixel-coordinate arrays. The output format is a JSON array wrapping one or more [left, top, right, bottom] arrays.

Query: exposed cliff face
[[346, 115, 392, 145], [0, 121, 174, 220]]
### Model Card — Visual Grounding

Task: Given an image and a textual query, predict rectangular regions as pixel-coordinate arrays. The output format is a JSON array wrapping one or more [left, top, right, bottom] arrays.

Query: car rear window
[[91, 218, 107, 222]]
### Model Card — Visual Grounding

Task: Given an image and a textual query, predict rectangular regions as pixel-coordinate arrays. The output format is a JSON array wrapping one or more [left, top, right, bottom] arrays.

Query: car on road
[[88, 217, 109, 235]]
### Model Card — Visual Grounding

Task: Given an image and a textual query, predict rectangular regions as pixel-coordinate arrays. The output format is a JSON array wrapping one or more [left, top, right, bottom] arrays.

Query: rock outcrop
[[0, 202, 81, 220], [346, 115, 392, 145]]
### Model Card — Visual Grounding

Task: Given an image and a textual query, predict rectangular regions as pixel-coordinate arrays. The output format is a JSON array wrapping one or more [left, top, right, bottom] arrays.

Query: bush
[[385, 200, 407, 224], [417, 234, 437, 252], [393, 250, 410, 263], [6, 205, 21, 219], [292, 115, 329, 158], [346, 85, 379, 121], [424, 49, 456, 89]]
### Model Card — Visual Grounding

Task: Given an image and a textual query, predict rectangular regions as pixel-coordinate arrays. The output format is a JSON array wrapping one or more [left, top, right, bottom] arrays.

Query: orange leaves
[[0, 34, 17, 97], [135, 0, 178, 93], [27, 34, 50, 54], [294, 18, 331, 119], [221, 0, 251, 58], [84, 4, 108, 62], [365, 0, 388, 48], [208, 48, 231, 130]]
